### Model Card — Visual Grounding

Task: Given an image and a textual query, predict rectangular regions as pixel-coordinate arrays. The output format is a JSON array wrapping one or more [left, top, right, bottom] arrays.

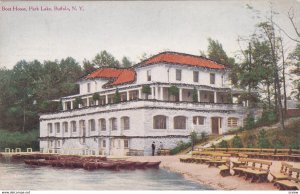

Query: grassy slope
[[227, 117, 300, 148], [0, 129, 39, 152]]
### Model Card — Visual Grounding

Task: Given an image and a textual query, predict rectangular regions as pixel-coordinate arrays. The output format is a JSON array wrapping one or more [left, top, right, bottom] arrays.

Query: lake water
[[0, 158, 213, 190]]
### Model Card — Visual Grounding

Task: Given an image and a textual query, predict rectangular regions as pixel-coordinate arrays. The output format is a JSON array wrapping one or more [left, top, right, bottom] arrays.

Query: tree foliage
[[121, 57, 133, 68], [0, 58, 83, 131], [92, 50, 120, 68], [257, 129, 270, 148], [192, 87, 198, 102], [114, 88, 121, 103], [232, 134, 243, 148]]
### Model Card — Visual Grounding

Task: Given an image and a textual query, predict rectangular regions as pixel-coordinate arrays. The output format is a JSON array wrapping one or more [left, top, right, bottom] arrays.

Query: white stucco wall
[[135, 64, 228, 87]]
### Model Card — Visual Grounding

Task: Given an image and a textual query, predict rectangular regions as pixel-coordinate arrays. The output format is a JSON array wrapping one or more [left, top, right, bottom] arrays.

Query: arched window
[[193, 116, 205, 125], [228, 117, 238, 128], [55, 122, 60, 133], [79, 120, 85, 130], [121, 116, 130, 130], [98, 118, 106, 131], [71, 121, 76, 132], [174, 116, 186, 129], [89, 119, 95, 131], [47, 123, 53, 134], [153, 115, 167, 129], [109, 118, 117, 131], [62, 122, 68, 133]]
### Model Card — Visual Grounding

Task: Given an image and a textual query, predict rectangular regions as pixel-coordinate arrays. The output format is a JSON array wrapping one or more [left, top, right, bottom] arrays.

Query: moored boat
[[135, 162, 148, 169], [145, 161, 161, 168]]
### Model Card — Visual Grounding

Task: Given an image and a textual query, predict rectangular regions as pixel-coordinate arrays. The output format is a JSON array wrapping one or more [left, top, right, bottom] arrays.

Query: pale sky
[[0, 0, 299, 69]]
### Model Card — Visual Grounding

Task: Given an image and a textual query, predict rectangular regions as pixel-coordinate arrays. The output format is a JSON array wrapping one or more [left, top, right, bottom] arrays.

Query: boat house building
[[39, 52, 249, 156]]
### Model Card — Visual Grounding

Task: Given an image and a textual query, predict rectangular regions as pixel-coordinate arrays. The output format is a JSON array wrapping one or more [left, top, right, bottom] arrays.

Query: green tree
[[232, 134, 243, 148], [206, 38, 238, 86], [218, 140, 229, 148], [289, 44, 300, 100], [74, 97, 83, 108], [168, 85, 179, 101], [114, 88, 121, 103], [257, 129, 270, 148], [244, 114, 255, 130], [190, 131, 197, 151], [121, 56, 133, 68], [83, 59, 96, 74], [92, 50, 120, 68], [92, 93, 100, 105], [142, 85, 151, 99], [192, 87, 198, 102]]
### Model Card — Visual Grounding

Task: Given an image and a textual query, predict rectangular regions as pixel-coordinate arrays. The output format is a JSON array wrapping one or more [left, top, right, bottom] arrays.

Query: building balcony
[[40, 99, 247, 120]]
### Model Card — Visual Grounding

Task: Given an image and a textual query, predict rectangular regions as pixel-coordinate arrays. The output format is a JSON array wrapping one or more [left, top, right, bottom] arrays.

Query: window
[[147, 70, 151, 81], [228, 117, 238, 128], [210, 73, 215, 84], [99, 119, 106, 131], [47, 123, 53, 134], [176, 69, 182, 81], [79, 120, 86, 135], [193, 71, 199, 82], [55, 122, 60, 133], [102, 140, 106, 148], [87, 83, 91, 93], [121, 116, 130, 130], [174, 116, 186, 129], [124, 140, 129, 148], [57, 140, 61, 148], [71, 121, 76, 132], [109, 118, 117, 131], [193, 116, 205, 125], [63, 122, 68, 133], [153, 115, 167, 129], [89, 119, 95, 132]]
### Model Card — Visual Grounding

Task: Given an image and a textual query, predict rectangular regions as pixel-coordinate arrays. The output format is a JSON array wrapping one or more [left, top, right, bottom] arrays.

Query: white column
[[198, 90, 201, 102], [179, 88, 183, 101], [160, 87, 164, 100], [155, 86, 159, 100], [127, 91, 130, 101], [62, 102, 66, 110], [151, 87, 155, 99], [87, 98, 90, 106], [214, 91, 217, 103], [71, 101, 74, 109], [105, 95, 108, 104], [138, 89, 142, 99]]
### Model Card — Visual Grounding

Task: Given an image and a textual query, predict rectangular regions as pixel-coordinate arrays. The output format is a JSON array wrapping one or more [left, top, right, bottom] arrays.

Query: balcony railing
[[40, 99, 247, 120]]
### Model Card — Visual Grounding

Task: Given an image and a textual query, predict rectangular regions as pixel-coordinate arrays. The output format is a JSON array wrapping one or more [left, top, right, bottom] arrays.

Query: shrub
[[92, 93, 100, 101], [218, 140, 228, 148], [232, 135, 243, 148], [273, 139, 284, 149], [74, 97, 83, 108], [168, 85, 179, 100], [170, 141, 191, 155], [142, 85, 151, 99], [190, 131, 197, 151], [192, 87, 198, 102], [200, 131, 208, 141], [114, 88, 121, 103], [257, 129, 270, 148], [244, 114, 255, 130]]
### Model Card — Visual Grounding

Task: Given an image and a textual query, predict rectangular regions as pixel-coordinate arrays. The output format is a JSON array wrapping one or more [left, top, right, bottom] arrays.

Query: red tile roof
[[137, 52, 226, 69], [84, 68, 136, 88], [84, 52, 225, 88]]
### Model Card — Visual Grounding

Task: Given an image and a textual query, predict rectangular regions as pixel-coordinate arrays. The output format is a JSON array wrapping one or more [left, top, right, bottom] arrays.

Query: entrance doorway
[[211, 117, 222, 134]]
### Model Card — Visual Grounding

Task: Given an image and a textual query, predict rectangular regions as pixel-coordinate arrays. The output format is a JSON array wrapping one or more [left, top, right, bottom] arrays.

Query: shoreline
[[128, 155, 300, 190]]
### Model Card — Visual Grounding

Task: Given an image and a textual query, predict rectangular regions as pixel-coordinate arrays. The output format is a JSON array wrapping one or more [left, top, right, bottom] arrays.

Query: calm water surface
[[0, 158, 213, 190]]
